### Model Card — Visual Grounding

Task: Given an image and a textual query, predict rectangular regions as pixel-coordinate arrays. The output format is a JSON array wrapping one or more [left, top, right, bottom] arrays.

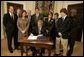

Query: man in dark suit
[[52, 13, 59, 49], [31, 19, 47, 56], [67, 9, 83, 56], [55, 8, 73, 56], [31, 19, 47, 36], [29, 7, 43, 34], [16, 8, 22, 17], [3, 6, 18, 53]]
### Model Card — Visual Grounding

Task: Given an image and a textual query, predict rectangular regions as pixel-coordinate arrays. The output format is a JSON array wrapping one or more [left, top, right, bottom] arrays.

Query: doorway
[[68, 3, 83, 42], [7, 2, 23, 13]]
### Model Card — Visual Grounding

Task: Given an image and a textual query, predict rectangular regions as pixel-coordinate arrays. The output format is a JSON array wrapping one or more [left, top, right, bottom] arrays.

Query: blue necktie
[[62, 18, 64, 24]]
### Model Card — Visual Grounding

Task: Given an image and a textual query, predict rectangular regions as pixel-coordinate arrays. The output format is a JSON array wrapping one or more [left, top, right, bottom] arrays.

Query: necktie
[[62, 18, 64, 24], [11, 15, 14, 20]]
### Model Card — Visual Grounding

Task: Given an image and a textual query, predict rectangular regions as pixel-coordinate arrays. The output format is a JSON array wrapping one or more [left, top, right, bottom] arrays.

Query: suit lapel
[[61, 16, 67, 25], [8, 13, 15, 22], [8, 13, 11, 19]]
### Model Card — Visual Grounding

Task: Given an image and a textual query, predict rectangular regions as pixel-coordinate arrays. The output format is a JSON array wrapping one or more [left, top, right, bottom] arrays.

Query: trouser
[[50, 31, 56, 49], [67, 38, 75, 56], [55, 37, 68, 56], [6, 30, 18, 51], [31, 47, 45, 56]]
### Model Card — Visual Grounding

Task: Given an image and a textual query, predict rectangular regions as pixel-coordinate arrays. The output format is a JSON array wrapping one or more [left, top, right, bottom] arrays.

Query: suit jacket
[[29, 13, 43, 33], [44, 17, 54, 35], [53, 19, 59, 37], [70, 16, 82, 40], [56, 16, 72, 39], [31, 26, 47, 36], [3, 13, 18, 34]]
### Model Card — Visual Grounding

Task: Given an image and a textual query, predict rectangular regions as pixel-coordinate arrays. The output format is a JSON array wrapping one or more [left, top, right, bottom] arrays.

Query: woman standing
[[17, 10, 29, 41], [44, 12, 54, 37]]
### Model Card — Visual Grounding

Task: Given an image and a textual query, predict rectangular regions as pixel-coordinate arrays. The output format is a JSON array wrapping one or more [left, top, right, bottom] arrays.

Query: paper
[[37, 34, 43, 37], [27, 33, 37, 40]]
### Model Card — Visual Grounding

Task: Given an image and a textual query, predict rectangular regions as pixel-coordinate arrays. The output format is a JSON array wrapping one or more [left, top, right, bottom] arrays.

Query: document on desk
[[27, 34, 37, 40], [27, 34, 45, 40]]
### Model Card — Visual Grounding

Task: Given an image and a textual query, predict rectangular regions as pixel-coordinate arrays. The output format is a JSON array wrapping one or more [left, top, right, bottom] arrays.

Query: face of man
[[9, 6, 14, 14], [35, 9, 39, 14], [70, 9, 77, 16], [60, 12, 66, 17], [27, 10, 31, 15], [53, 15, 58, 19], [17, 9, 21, 14], [37, 20, 43, 28]]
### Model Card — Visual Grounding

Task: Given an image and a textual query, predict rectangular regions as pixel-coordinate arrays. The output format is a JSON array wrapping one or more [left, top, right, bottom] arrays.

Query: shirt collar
[[62, 15, 67, 20], [9, 12, 14, 16]]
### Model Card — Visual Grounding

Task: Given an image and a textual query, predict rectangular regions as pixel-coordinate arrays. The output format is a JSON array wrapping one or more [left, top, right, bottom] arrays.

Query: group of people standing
[[3, 6, 82, 56]]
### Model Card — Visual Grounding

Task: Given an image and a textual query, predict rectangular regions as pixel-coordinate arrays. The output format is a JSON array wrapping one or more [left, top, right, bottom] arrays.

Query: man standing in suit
[[29, 7, 43, 34], [53, 13, 59, 49], [55, 8, 72, 56], [16, 8, 22, 17], [3, 6, 18, 53], [67, 9, 82, 56]]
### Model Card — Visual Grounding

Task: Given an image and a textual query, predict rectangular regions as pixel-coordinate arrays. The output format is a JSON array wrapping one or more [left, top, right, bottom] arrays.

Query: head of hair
[[37, 19, 43, 25], [8, 6, 14, 9], [35, 7, 39, 11], [60, 8, 67, 14], [48, 12, 53, 17], [70, 9, 77, 13], [20, 10, 27, 18], [54, 13, 59, 17], [70, 9, 77, 16]]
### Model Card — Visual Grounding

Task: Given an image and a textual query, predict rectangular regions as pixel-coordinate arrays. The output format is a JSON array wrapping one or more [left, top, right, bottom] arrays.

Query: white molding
[[81, 30, 83, 43]]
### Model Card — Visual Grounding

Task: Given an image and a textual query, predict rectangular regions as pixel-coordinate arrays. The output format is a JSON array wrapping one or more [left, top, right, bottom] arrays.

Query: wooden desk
[[19, 36, 53, 56]]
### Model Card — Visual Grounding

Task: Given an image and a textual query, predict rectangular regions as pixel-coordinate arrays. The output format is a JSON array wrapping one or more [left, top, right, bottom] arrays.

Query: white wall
[[81, 30, 83, 43], [54, 1, 64, 17], [24, 1, 35, 15], [1, 1, 4, 39], [54, 1, 83, 17]]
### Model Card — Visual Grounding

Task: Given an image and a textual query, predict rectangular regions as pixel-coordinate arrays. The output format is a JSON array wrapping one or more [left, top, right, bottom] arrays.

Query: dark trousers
[[50, 30, 56, 49], [67, 37, 75, 56], [6, 30, 18, 51], [31, 47, 45, 56]]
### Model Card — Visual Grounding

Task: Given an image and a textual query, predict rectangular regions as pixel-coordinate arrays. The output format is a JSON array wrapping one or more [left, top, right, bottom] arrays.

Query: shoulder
[[40, 13, 43, 16], [31, 14, 35, 17], [51, 19, 54, 22], [58, 17, 62, 20], [4, 13, 9, 16], [66, 16, 71, 19], [14, 13, 17, 15], [18, 17, 22, 21], [66, 16, 72, 21], [45, 17, 48, 20], [14, 13, 17, 17]]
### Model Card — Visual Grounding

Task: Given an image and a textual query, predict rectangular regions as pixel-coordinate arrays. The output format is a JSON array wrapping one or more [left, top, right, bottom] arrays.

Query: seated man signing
[[30, 19, 47, 56]]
